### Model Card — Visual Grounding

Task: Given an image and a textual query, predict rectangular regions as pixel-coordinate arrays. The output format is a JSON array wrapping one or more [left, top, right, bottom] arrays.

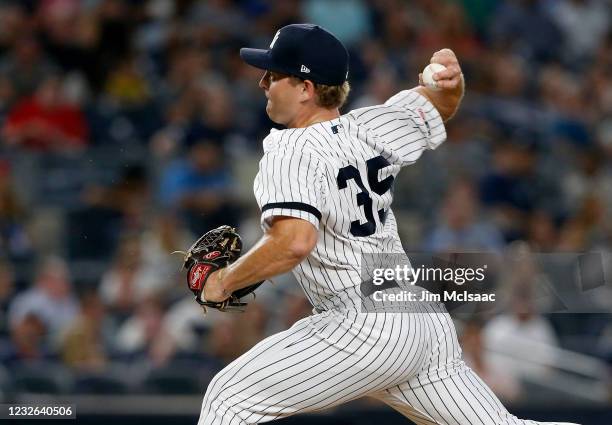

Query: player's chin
[[266, 104, 282, 124]]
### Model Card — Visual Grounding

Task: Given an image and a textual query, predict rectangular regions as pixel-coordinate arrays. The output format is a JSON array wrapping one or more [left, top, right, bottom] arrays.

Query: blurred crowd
[[0, 0, 611, 402]]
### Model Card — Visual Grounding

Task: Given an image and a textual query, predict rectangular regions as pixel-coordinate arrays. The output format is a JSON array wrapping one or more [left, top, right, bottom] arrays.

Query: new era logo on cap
[[301, 65, 310, 73]]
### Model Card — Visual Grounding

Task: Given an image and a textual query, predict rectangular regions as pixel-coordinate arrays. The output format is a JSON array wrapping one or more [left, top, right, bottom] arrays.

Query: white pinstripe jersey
[[254, 89, 446, 311]]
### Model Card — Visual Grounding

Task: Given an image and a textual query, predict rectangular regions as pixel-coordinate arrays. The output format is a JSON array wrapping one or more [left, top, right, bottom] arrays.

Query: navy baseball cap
[[240, 24, 349, 86]]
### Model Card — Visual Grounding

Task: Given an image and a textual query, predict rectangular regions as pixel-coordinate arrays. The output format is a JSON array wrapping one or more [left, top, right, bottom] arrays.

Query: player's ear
[[300, 79, 316, 102]]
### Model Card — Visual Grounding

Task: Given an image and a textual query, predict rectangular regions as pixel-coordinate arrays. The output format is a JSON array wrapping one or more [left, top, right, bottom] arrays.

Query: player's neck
[[288, 107, 340, 128]]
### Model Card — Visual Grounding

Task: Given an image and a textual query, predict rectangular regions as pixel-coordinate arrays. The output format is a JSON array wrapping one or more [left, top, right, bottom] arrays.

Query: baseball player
[[196, 24, 579, 425]]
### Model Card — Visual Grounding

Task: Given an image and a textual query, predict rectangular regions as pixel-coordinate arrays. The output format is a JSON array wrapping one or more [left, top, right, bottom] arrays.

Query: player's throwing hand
[[419, 48, 463, 90]]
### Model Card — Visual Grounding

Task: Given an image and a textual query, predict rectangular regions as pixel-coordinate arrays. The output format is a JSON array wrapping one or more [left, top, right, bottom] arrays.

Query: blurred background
[[0, 0, 611, 424]]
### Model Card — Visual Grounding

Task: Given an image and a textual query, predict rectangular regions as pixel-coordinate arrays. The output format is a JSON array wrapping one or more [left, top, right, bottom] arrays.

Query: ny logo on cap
[[301, 65, 310, 73], [270, 30, 280, 48]]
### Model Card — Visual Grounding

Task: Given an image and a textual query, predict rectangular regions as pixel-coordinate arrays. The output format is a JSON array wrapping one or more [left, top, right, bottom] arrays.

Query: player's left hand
[[202, 269, 229, 302], [419, 48, 463, 90], [179, 225, 264, 312]]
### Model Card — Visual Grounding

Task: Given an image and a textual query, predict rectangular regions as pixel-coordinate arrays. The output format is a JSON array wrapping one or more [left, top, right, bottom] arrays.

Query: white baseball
[[422, 63, 447, 90]]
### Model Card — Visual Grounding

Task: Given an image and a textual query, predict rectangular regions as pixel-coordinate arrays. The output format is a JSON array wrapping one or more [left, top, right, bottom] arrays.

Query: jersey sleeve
[[254, 148, 325, 230], [349, 89, 447, 165]]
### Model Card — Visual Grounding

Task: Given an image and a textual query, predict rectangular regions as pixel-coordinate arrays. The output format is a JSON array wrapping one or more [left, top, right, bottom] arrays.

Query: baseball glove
[[178, 225, 263, 312]]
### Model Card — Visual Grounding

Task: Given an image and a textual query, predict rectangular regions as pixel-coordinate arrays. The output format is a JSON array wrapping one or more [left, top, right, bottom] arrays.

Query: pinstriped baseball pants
[[198, 305, 576, 425]]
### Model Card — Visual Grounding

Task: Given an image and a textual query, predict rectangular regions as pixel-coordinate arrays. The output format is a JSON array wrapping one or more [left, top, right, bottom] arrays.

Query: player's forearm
[[415, 75, 464, 122], [220, 219, 317, 293], [219, 235, 302, 292]]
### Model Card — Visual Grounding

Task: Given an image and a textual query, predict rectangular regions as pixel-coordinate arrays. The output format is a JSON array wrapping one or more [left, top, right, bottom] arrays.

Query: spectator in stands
[[99, 233, 168, 317], [479, 138, 558, 241], [104, 56, 150, 107], [372, 1, 419, 68], [477, 53, 542, 133], [490, 54, 528, 99], [2, 74, 88, 151], [0, 35, 58, 100], [140, 212, 193, 299], [8, 256, 78, 347], [417, 1, 482, 60], [489, 0, 563, 63], [187, 0, 249, 41], [157, 44, 212, 127], [196, 82, 236, 144], [557, 195, 606, 251], [538, 65, 590, 147], [208, 302, 267, 364], [590, 36, 612, 123], [107, 164, 151, 231], [163, 296, 209, 354], [2, 312, 51, 365], [60, 291, 109, 372], [561, 147, 605, 214], [425, 179, 504, 252], [114, 296, 176, 366], [526, 210, 559, 251], [350, 66, 399, 109], [0, 261, 15, 335], [0, 2, 27, 54], [148, 45, 214, 159], [280, 293, 312, 330], [549, 0, 610, 63], [301, 0, 372, 47], [38, 0, 135, 91], [66, 164, 150, 264], [0, 159, 32, 262], [460, 320, 521, 403], [158, 128, 240, 235], [483, 246, 559, 381]]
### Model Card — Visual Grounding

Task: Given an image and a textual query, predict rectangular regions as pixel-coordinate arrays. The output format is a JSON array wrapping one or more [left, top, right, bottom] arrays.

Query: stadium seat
[[12, 362, 74, 394], [0, 364, 11, 402], [140, 361, 217, 395], [73, 369, 130, 395]]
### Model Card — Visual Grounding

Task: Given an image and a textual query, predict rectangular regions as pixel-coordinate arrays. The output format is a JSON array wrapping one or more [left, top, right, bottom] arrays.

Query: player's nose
[[259, 71, 270, 90]]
